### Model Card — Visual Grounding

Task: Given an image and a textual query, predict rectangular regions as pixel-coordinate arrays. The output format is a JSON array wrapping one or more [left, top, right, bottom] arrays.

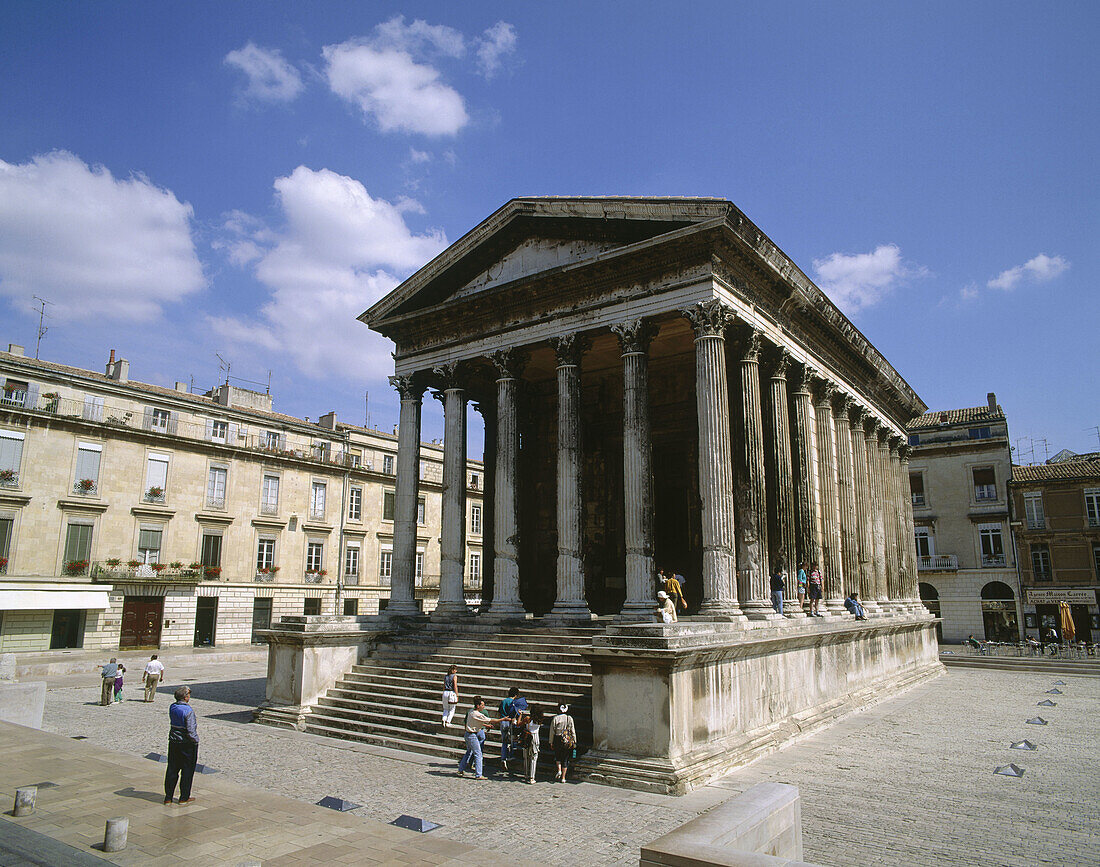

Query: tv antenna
[[215, 353, 231, 387], [32, 296, 50, 359], [365, 390, 371, 429]]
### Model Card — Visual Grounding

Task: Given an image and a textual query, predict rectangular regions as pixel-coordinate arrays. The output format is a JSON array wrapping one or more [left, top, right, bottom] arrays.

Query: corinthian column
[[432, 363, 468, 616], [865, 419, 889, 605], [473, 400, 495, 609], [878, 428, 900, 607], [791, 365, 822, 574], [612, 319, 658, 618], [550, 334, 593, 619], [488, 349, 527, 617], [890, 437, 913, 608], [833, 395, 859, 609], [735, 327, 773, 619], [898, 444, 919, 606], [683, 300, 742, 619], [848, 406, 877, 608], [388, 374, 424, 616], [766, 349, 798, 589], [814, 380, 845, 612]]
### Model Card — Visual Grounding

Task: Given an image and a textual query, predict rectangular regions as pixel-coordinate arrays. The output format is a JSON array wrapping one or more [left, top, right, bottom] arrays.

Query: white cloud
[[215, 166, 447, 381], [959, 283, 980, 302], [0, 151, 204, 321], [987, 253, 1070, 290], [407, 148, 432, 164], [323, 40, 468, 136], [373, 15, 466, 58], [476, 21, 518, 79], [224, 42, 304, 103], [812, 244, 925, 315]]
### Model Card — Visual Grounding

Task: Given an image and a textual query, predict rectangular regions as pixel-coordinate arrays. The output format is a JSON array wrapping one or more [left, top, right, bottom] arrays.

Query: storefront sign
[[1026, 589, 1095, 605]]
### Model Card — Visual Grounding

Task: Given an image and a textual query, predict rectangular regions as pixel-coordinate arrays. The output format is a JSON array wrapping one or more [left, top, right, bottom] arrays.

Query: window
[[310, 482, 326, 519], [344, 544, 360, 577], [1, 379, 28, 406], [909, 472, 925, 507], [0, 430, 24, 487], [1094, 545, 1100, 579], [201, 533, 222, 569], [1085, 488, 1100, 528], [972, 467, 997, 501], [968, 427, 992, 440], [978, 523, 1005, 567], [263, 430, 282, 450], [144, 453, 169, 502], [261, 474, 280, 515], [417, 497, 425, 525], [419, 461, 427, 480], [471, 504, 482, 534], [1031, 545, 1052, 582], [382, 490, 395, 521], [383, 454, 395, 475], [0, 516, 13, 573], [209, 419, 229, 442], [1024, 493, 1045, 530], [348, 486, 362, 521], [469, 552, 481, 583], [914, 527, 934, 559], [415, 551, 424, 586], [313, 441, 331, 462], [207, 466, 227, 509], [379, 550, 392, 585], [74, 442, 102, 494], [306, 541, 324, 573], [151, 408, 171, 432], [343, 598, 359, 616], [303, 598, 321, 616], [83, 395, 104, 422], [907, 434, 920, 446], [63, 522, 93, 573], [347, 449, 361, 469], [256, 537, 276, 572], [137, 527, 162, 564], [470, 472, 479, 490]]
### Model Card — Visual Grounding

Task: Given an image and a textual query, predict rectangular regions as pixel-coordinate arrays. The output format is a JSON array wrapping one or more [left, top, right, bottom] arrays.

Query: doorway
[[50, 609, 85, 649], [193, 597, 217, 647], [119, 596, 164, 649], [251, 598, 272, 644]]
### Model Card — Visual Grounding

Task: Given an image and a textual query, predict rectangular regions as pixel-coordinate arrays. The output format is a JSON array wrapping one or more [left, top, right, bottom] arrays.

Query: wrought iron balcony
[[917, 554, 959, 571], [259, 502, 279, 516], [981, 554, 1007, 567], [304, 572, 325, 584], [0, 470, 18, 488]]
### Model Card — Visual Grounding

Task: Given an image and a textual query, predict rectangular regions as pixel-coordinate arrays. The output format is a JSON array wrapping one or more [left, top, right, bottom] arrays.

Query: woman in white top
[[441, 665, 460, 728], [522, 707, 543, 784], [549, 704, 577, 783], [657, 590, 677, 623]]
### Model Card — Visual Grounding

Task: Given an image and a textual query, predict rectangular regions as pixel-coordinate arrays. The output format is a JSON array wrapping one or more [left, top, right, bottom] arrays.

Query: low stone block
[[0, 682, 46, 729]]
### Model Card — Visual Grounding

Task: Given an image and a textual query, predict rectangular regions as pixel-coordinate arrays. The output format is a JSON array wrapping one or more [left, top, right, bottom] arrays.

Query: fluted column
[[813, 380, 844, 612], [473, 400, 495, 610], [865, 420, 889, 604], [489, 349, 527, 616], [791, 365, 822, 573], [433, 363, 468, 616], [898, 444, 919, 606], [550, 334, 592, 619], [735, 327, 773, 619], [683, 301, 742, 618], [612, 319, 658, 618], [766, 349, 798, 587], [878, 428, 900, 607], [388, 374, 424, 615], [833, 395, 859, 608], [890, 437, 914, 607], [849, 406, 877, 609]]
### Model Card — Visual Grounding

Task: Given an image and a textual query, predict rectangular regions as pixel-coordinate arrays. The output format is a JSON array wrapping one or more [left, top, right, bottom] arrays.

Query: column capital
[[611, 319, 659, 355], [812, 378, 838, 407], [863, 415, 883, 438], [683, 299, 735, 338], [389, 374, 425, 401], [848, 402, 867, 427], [431, 361, 465, 390], [898, 444, 913, 461], [766, 347, 793, 380], [489, 348, 528, 380], [832, 392, 854, 419], [888, 434, 903, 453], [472, 399, 493, 418], [736, 326, 763, 363], [793, 363, 815, 394], [550, 333, 591, 366]]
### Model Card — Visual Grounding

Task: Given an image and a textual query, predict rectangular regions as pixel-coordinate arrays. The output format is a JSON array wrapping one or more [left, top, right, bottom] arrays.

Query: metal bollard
[[103, 817, 128, 852], [13, 786, 37, 816]]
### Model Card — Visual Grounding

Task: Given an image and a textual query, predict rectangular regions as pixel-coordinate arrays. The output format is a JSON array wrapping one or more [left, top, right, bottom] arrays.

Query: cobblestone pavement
[[39, 662, 1100, 866]]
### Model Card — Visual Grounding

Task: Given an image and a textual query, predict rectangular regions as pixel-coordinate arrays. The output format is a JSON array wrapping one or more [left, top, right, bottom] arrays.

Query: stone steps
[[335, 672, 592, 701], [940, 654, 1100, 677], [361, 653, 593, 677]]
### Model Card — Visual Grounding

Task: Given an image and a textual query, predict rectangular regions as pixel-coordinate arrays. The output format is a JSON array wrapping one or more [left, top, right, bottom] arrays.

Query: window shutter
[[205, 419, 214, 440], [138, 528, 162, 550], [146, 457, 169, 489], [229, 423, 239, 442], [75, 448, 101, 482], [143, 407, 154, 430], [64, 524, 92, 562], [168, 412, 178, 434], [0, 435, 23, 473], [25, 384, 39, 409]]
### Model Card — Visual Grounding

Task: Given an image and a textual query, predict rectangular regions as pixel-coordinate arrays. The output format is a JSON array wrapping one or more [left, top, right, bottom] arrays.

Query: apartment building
[[0, 344, 483, 653], [1009, 455, 1100, 643], [906, 394, 1021, 642]]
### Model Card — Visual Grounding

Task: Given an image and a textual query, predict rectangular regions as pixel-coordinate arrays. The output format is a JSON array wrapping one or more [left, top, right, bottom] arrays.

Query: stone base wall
[[579, 614, 941, 794], [0, 610, 53, 652]]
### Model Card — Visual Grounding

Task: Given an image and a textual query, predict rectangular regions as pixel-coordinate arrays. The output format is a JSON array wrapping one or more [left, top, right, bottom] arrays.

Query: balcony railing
[[1, 390, 28, 407], [206, 496, 226, 510], [343, 572, 359, 586], [144, 490, 166, 504], [304, 572, 325, 584], [1026, 519, 1046, 530], [981, 554, 1007, 567], [90, 561, 213, 582], [73, 480, 98, 495], [974, 485, 998, 501], [0, 471, 18, 488], [259, 502, 279, 516], [917, 554, 959, 571]]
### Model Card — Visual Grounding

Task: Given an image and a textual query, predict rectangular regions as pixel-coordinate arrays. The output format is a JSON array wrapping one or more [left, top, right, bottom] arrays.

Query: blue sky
[[1, 2, 1096, 459]]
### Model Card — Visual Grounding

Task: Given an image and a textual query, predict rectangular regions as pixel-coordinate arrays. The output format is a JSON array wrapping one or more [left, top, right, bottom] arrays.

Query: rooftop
[[1011, 460, 1100, 484], [908, 404, 1005, 430]]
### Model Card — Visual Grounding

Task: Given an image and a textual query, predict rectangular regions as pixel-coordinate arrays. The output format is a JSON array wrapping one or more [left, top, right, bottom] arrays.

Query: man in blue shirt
[[164, 686, 199, 805], [100, 658, 119, 706]]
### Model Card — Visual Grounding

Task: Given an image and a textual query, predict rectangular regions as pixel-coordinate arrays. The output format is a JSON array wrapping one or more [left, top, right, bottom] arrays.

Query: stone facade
[[0, 346, 483, 653], [906, 394, 1022, 642]]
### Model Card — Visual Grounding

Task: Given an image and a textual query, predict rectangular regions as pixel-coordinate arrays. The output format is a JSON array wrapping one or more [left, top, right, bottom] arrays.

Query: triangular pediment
[[451, 236, 624, 300]]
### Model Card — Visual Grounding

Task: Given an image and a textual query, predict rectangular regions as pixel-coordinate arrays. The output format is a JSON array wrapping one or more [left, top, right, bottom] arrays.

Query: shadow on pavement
[[114, 786, 164, 804], [160, 677, 267, 706]]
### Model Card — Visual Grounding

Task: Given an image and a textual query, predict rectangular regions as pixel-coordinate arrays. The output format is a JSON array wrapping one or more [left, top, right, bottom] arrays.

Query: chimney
[[7, 344, 24, 356], [175, 382, 188, 393], [987, 392, 997, 412], [106, 352, 129, 382], [318, 411, 337, 430], [109, 349, 116, 364]]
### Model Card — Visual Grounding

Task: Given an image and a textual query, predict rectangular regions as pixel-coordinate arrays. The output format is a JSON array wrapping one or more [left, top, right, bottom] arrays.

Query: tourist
[[522, 707, 543, 784], [164, 686, 199, 805], [99, 657, 119, 706], [113, 661, 127, 702], [549, 703, 577, 783], [966, 634, 986, 654], [441, 665, 460, 728], [143, 654, 164, 703], [796, 562, 808, 613], [499, 687, 520, 774], [807, 563, 823, 617], [1044, 627, 1059, 656], [770, 563, 786, 616], [457, 696, 500, 781], [666, 571, 688, 612], [844, 592, 867, 621], [657, 590, 677, 623]]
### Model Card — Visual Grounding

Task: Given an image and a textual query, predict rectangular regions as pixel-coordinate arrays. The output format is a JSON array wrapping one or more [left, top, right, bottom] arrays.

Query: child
[[114, 661, 127, 702]]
